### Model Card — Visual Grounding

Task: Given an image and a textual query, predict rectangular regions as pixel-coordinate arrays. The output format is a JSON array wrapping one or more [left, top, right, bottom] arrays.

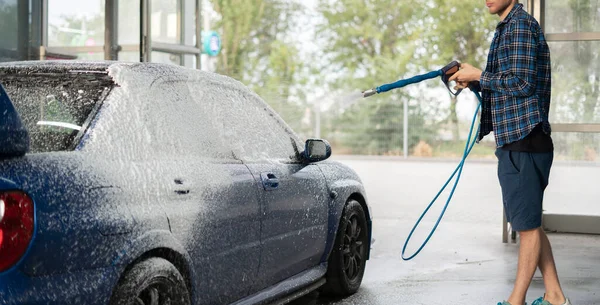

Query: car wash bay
[[318, 157, 600, 305]]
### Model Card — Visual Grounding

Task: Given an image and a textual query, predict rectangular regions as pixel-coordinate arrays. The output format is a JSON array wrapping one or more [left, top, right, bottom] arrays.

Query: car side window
[[227, 89, 301, 162], [142, 79, 235, 160], [189, 80, 300, 162]]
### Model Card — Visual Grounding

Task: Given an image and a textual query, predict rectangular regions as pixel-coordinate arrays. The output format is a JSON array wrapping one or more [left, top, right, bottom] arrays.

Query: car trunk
[[0, 68, 130, 275]]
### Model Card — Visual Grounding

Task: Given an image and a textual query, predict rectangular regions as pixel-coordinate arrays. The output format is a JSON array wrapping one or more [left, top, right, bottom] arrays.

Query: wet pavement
[[314, 157, 600, 305]]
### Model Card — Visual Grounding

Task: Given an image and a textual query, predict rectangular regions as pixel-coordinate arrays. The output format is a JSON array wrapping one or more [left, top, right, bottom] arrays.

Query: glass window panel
[[119, 51, 141, 63], [141, 79, 235, 159], [3, 73, 111, 152], [151, 0, 180, 44], [553, 132, 600, 163], [0, 0, 18, 58], [184, 54, 196, 69], [48, 0, 105, 47], [0, 0, 32, 61], [543, 132, 600, 216], [522, 0, 530, 12], [548, 41, 600, 124], [186, 82, 299, 161], [118, 1, 140, 45], [544, 0, 600, 33], [151, 51, 182, 66], [74, 52, 105, 61]]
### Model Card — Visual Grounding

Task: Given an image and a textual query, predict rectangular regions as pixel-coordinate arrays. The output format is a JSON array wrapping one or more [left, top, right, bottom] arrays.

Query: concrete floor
[[316, 157, 600, 305]]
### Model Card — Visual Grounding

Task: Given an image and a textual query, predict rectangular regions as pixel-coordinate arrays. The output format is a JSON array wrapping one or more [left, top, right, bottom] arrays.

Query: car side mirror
[[303, 139, 331, 162]]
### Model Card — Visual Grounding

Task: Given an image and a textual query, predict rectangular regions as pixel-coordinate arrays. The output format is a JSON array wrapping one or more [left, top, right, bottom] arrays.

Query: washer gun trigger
[[441, 61, 463, 97]]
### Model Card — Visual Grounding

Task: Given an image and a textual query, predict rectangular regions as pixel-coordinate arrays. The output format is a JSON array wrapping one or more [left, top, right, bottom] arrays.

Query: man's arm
[[479, 19, 539, 97]]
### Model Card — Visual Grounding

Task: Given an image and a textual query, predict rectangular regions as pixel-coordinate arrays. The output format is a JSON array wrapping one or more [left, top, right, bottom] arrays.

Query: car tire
[[109, 257, 191, 305], [322, 199, 368, 297]]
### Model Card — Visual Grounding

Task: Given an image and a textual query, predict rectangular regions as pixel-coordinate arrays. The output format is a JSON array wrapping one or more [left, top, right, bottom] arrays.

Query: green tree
[[417, 0, 496, 141], [209, 0, 307, 133], [253, 41, 308, 133], [315, 0, 436, 154], [49, 14, 104, 48]]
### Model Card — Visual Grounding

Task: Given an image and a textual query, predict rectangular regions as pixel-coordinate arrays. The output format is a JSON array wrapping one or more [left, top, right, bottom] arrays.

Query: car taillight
[[0, 191, 34, 272]]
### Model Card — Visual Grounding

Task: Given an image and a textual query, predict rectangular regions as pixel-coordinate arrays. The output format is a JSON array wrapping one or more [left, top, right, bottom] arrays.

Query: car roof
[[0, 60, 116, 75], [0, 60, 301, 147], [0, 61, 255, 96], [0, 60, 241, 86]]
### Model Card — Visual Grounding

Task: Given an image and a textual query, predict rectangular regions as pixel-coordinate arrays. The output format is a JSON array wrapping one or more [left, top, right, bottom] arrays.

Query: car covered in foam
[[0, 61, 372, 305]]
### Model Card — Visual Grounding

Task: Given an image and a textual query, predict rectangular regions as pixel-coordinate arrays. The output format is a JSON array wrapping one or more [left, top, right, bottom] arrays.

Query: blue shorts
[[495, 148, 553, 232]]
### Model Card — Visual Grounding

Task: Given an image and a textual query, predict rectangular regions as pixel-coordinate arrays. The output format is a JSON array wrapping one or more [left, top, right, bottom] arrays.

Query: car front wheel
[[109, 257, 190, 305], [322, 199, 368, 297]]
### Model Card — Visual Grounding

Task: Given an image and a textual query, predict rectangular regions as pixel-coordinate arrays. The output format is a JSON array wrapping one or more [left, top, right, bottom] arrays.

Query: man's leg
[[496, 149, 556, 305], [507, 228, 542, 305], [538, 229, 566, 304]]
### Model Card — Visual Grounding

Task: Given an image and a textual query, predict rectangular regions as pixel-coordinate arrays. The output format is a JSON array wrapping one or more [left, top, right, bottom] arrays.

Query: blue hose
[[363, 69, 483, 260], [401, 90, 482, 260]]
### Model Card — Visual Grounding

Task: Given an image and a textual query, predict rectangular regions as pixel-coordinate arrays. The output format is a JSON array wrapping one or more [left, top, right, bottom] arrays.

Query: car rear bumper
[[0, 265, 121, 305]]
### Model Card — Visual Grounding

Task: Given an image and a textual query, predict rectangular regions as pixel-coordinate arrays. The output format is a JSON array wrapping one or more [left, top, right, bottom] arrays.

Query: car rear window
[[1, 74, 113, 153]]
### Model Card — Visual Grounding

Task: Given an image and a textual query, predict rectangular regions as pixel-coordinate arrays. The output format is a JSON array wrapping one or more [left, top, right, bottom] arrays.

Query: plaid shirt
[[477, 3, 552, 147]]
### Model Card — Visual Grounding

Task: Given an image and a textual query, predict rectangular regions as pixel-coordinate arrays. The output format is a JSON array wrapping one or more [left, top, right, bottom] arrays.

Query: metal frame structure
[[139, 0, 202, 69], [37, 0, 202, 69], [104, 0, 119, 60]]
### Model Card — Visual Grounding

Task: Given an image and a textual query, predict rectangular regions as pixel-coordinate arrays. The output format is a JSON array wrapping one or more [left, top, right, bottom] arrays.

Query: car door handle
[[173, 178, 189, 194], [260, 173, 279, 191]]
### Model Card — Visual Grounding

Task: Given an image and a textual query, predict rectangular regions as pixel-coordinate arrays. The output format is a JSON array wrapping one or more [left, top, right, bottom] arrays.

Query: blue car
[[0, 61, 372, 305]]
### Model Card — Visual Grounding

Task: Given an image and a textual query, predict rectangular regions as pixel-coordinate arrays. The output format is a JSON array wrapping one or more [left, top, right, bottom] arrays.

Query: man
[[449, 1, 572, 305]]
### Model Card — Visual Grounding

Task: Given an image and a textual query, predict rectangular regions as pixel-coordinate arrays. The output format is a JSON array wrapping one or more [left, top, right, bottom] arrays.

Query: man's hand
[[449, 63, 482, 90]]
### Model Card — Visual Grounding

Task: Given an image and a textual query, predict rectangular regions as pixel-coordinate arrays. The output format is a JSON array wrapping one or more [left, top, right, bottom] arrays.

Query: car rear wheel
[[322, 199, 368, 297], [110, 257, 190, 305]]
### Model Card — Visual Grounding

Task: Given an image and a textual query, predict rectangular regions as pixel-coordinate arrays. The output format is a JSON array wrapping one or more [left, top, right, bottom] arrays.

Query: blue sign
[[202, 31, 221, 57]]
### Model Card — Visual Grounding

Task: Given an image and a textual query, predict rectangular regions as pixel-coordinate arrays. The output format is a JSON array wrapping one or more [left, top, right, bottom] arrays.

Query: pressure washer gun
[[362, 60, 463, 98]]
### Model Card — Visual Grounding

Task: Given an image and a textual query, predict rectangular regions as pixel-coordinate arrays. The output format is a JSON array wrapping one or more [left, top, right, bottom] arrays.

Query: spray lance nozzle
[[361, 60, 466, 98], [362, 88, 378, 98]]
